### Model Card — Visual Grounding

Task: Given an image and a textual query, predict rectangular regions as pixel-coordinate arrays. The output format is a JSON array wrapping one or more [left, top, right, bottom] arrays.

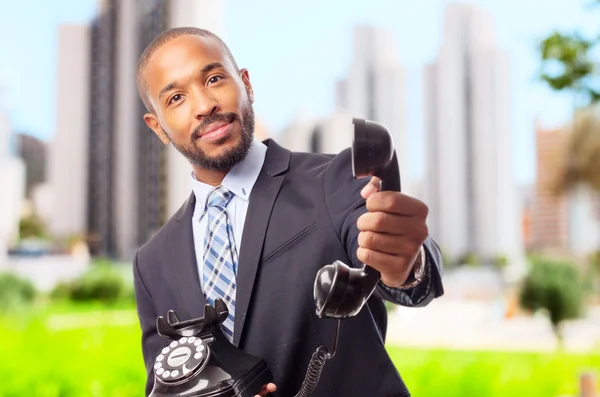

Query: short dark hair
[[136, 27, 240, 112]]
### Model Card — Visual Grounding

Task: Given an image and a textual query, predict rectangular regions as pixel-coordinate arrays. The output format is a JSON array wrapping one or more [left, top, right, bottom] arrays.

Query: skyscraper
[[87, 1, 118, 256], [423, 3, 523, 265], [48, 24, 90, 243], [84, 0, 224, 260]]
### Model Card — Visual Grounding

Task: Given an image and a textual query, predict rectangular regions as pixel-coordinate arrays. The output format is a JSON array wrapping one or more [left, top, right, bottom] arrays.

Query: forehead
[[142, 35, 229, 94]]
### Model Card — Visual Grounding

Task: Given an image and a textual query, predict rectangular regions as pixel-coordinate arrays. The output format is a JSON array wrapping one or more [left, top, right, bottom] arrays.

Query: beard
[[169, 104, 255, 172]]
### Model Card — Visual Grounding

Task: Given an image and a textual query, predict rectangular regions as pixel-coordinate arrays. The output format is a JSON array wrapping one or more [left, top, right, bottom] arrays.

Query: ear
[[144, 113, 170, 145], [239, 68, 254, 103]]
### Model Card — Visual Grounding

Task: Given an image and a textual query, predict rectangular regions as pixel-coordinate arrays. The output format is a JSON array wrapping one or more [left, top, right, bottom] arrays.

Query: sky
[[0, 0, 597, 185]]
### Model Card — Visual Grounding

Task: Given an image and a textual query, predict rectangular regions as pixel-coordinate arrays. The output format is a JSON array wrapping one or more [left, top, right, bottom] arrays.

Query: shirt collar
[[190, 137, 267, 212]]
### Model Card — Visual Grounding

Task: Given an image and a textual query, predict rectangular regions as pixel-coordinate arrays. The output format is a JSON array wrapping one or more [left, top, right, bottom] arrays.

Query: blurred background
[[0, 0, 599, 396]]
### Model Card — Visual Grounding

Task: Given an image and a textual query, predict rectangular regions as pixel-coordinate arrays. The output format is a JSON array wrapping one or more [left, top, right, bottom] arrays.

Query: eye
[[207, 75, 223, 86], [168, 94, 183, 105]]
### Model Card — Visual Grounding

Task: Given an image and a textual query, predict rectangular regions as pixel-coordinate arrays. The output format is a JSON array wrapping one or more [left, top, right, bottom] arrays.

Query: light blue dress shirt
[[190, 138, 267, 290]]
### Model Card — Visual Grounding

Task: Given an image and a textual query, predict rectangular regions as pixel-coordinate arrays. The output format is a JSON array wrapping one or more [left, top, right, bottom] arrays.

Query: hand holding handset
[[148, 117, 400, 397], [293, 118, 401, 397], [314, 117, 401, 319]]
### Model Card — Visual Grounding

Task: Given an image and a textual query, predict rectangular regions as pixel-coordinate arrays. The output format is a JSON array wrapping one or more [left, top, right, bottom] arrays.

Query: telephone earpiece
[[314, 117, 401, 319]]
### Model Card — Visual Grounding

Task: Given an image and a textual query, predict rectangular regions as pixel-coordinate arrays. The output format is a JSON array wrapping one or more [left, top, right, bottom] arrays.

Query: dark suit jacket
[[133, 139, 444, 397]]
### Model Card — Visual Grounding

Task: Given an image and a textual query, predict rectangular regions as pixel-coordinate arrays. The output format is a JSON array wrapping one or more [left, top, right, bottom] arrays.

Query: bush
[[457, 251, 480, 267], [19, 214, 47, 240], [518, 258, 585, 348], [51, 262, 128, 306], [0, 272, 36, 313], [492, 254, 509, 270]]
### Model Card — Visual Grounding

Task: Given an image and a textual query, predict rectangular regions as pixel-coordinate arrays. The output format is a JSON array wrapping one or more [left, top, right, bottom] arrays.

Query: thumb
[[360, 176, 381, 199]]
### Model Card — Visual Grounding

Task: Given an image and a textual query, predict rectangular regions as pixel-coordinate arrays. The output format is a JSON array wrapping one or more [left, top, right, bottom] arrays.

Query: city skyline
[[0, 0, 596, 187]]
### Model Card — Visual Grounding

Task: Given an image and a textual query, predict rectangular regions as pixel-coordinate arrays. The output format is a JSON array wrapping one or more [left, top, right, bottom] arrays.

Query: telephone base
[[150, 357, 271, 397], [148, 301, 273, 397]]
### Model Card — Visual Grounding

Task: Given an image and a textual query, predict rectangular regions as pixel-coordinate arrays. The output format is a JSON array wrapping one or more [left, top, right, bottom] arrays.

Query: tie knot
[[206, 185, 233, 209]]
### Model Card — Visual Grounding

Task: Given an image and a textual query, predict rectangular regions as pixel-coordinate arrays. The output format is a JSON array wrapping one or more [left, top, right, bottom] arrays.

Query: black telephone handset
[[314, 117, 401, 320], [149, 117, 399, 397], [291, 118, 401, 397]]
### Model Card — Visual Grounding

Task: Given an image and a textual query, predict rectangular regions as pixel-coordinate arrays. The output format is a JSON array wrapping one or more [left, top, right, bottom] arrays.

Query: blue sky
[[0, 0, 596, 184]]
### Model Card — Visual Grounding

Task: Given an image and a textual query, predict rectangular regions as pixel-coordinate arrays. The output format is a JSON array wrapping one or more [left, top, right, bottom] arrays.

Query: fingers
[[255, 383, 277, 396], [356, 212, 429, 239], [357, 230, 424, 256], [366, 191, 429, 217], [356, 246, 414, 281], [360, 176, 382, 199]]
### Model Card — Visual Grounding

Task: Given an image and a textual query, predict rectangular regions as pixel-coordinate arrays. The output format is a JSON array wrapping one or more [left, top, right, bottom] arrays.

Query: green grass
[[0, 303, 598, 396], [0, 303, 146, 397], [387, 346, 600, 397]]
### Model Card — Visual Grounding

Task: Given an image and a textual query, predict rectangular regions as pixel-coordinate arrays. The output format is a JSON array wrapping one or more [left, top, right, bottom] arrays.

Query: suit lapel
[[233, 139, 290, 346], [170, 193, 207, 320]]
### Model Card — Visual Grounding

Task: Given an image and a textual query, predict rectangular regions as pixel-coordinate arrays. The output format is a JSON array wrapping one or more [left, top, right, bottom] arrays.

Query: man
[[133, 27, 444, 397]]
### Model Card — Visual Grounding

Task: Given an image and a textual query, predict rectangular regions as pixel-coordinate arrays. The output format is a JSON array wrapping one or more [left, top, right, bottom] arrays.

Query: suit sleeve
[[324, 148, 444, 307], [133, 250, 167, 396]]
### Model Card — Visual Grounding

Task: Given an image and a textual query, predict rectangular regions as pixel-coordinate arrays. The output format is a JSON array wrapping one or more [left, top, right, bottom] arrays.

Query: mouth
[[199, 121, 233, 142]]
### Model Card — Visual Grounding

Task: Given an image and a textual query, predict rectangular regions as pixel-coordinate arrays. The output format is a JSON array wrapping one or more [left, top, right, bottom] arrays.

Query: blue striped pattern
[[202, 185, 238, 341]]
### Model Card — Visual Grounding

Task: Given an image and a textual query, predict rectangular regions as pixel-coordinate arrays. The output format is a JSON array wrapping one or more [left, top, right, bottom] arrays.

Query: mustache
[[192, 112, 238, 140]]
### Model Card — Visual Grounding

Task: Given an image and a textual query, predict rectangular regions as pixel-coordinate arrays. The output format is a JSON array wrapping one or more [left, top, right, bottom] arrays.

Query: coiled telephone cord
[[294, 319, 341, 397]]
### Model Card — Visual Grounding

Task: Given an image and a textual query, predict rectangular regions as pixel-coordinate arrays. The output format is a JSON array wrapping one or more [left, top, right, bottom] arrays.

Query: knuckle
[[416, 223, 429, 240], [419, 202, 429, 218], [363, 231, 376, 247], [366, 194, 377, 211], [408, 241, 421, 256], [357, 247, 372, 263], [356, 214, 366, 230], [374, 212, 386, 229]]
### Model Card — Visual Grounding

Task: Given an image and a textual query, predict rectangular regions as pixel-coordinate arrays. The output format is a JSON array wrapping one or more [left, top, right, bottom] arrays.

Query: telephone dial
[[148, 118, 401, 397]]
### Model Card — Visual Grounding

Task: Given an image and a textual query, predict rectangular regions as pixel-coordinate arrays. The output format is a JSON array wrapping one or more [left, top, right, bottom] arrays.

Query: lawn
[[0, 303, 598, 397], [388, 347, 600, 397]]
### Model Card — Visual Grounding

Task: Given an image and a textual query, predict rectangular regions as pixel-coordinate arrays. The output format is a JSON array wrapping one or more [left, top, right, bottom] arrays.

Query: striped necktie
[[202, 185, 238, 341]]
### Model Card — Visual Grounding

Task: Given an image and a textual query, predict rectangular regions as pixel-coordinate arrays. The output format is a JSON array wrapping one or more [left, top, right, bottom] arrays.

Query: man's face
[[141, 35, 255, 171]]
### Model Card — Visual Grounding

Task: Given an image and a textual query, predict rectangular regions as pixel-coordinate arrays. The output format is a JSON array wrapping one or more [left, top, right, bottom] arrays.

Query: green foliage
[[492, 254, 509, 270], [539, 31, 599, 104], [19, 214, 48, 240], [458, 251, 480, 267], [439, 248, 454, 269], [589, 250, 600, 274], [51, 262, 133, 306], [537, 4, 600, 228], [518, 258, 585, 346], [385, 300, 396, 313], [0, 272, 36, 313]]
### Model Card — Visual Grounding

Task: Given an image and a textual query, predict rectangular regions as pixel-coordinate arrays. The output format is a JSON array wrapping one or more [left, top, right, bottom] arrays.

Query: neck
[[192, 166, 230, 186]]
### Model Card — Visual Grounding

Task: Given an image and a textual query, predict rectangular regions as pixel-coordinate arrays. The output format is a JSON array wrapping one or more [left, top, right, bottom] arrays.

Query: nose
[[191, 90, 219, 119]]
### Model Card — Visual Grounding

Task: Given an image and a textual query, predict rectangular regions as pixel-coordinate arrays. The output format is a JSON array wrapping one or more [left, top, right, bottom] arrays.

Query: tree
[[518, 258, 585, 349], [538, 3, 600, 246]]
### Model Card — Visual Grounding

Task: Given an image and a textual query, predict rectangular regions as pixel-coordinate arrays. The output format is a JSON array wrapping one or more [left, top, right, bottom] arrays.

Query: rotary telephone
[[148, 118, 401, 397]]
